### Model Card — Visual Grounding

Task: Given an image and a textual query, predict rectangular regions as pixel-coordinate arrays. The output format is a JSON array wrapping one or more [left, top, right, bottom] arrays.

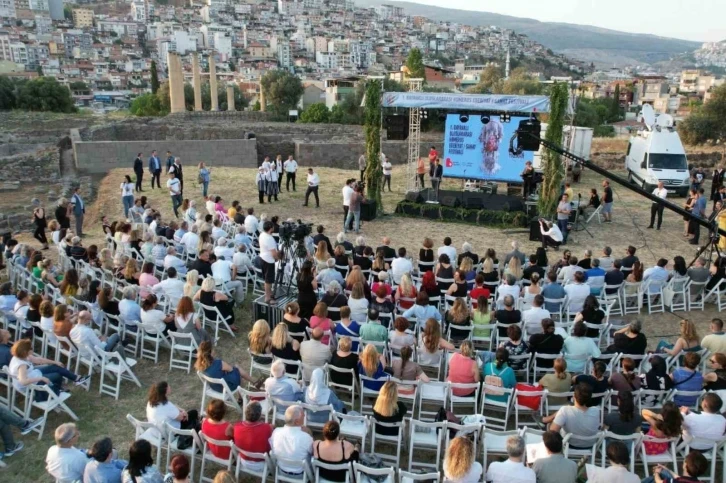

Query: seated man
[[269, 405, 314, 480], [211, 219, 227, 241], [542, 271, 566, 313], [558, 256, 583, 284], [679, 393, 726, 451], [359, 308, 389, 341], [687, 257, 710, 284], [585, 258, 606, 295], [589, 441, 640, 483], [211, 255, 244, 304], [213, 238, 234, 262], [151, 267, 185, 307], [180, 225, 200, 255], [640, 451, 708, 483], [390, 247, 413, 285], [485, 434, 535, 483], [532, 431, 577, 483], [163, 246, 187, 276], [497, 274, 520, 303], [457, 242, 479, 266], [232, 401, 273, 472], [46, 422, 91, 482], [173, 221, 188, 244], [234, 225, 253, 250], [504, 240, 526, 266], [563, 271, 590, 312], [598, 247, 614, 271], [82, 437, 127, 483], [316, 258, 345, 290], [0, 405, 41, 459], [264, 360, 303, 411], [701, 318, 726, 355], [232, 245, 255, 276], [299, 327, 331, 381], [543, 383, 600, 449], [70, 310, 123, 356], [523, 295, 550, 335]]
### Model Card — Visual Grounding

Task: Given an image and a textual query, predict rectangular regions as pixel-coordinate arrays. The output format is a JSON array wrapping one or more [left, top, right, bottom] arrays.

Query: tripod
[[569, 193, 593, 241], [688, 207, 725, 269], [271, 239, 305, 298]]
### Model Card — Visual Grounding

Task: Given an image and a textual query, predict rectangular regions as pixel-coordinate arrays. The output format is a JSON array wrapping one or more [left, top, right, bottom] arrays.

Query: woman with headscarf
[[640, 355, 674, 407], [304, 368, 345, 422]]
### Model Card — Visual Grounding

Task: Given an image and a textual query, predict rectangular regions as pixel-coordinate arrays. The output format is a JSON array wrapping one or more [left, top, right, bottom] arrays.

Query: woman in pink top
[[446, 340, 480, 396], [138, 262, 160, 298], [309, 302, 333, 345]]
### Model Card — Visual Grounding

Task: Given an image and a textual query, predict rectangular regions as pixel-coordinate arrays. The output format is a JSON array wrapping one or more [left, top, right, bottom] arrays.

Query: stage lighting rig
[[480, 115, 490, 124], [501, 113, 511, 123], [459, 114, 469, 123]]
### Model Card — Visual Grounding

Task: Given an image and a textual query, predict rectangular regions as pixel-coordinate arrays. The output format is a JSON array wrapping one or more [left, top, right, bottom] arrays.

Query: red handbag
[[515, 383, 543, 410]]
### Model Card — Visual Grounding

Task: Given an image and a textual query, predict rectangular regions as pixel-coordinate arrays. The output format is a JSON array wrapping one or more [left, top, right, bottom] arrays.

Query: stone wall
[[73, 139, 258, 173], [293, 141, 445, 168]]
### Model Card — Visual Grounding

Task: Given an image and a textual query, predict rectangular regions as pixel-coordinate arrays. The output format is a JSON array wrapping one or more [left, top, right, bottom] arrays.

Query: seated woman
[[528, 318, 564, 367], [394, 273, 417, 310], [446, 270, 469, 298], [123, 259, 140, 286], [201, 400, 232, 459], [641, 402, 683, 456], [345, 266, 371, 301], [609, 357, 641, 402], [313, 421, 359, 483], [309, 302, 333, 345], [270, 323, 301, 374], [37, 259, 61, 289], [174, 296, 212, 345], [194, 277, 236, 330], [572, 361, 609, 406], [656, 319, 700, 358], [419, 318, 455, 367], [504, 257, 523, 282], [640, 355, 674, 407], [122, 439, 165, 483], [391, 346, 430, 395], [418, 237, 435, 270], [670, 352, 704, 407], [388, 316, 415, 351], [358, 343, 388, 391], [420, 271, 440, 302], [573, 295, 605, 338], [248, 319, 272, 364], [435, 254, 454, 293], [445, 297, 472, 341], [281, 302, 309, 342], [320, 281, 348, 319], [444, 436, 482, 483], [369, 284, 395, 317], [447, 341, 480, 397], [482, 347, 516, 403], [305, 368, 345, 422], [232, 401, 273, 473], [371, 271, 392, 299], [347, 283, 369, 322], [370, 251, 389, 282], [537, 357, 571, 406], [401, 291, 442, 326], [562, 321, 601, 373], [138, 263, 159, 299], [146, 381, 200, 434], [471, 296, 492, 338], [330, 336, 359, 387], [704, 353, 726, 390], [607, 320, 647, 355], [333, 244, 352, 271], [8, 339, 88, 401], [372, 381, 407, 436], [140, 294, 175, 336], [522, 273, 541, 302], [501, 324, 528, 371], [603, 390, 642, 441], [459, 258, 477, 291], [194, 341, 258, 393], [97, 286, 119, 317], [480, 257, 499, 283]]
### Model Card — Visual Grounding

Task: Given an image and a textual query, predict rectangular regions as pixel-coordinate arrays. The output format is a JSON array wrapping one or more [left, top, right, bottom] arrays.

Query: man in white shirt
[[701, 318, 726, 355], [211, 256, 244, 304], [485, 435, 535, 483], [261, 155, 271, 172], [152, 267, 185, 307], [244, 207, 259, 235], [643, 258, 670, 295], [523, 295, 551, 335], [211, 219, 226, 240], [539, 219, 563, 249], [558, 257, 584, 283], [679, 393, 726, 451], [342, 178, 355, 231], [166, 172, 182, 218], [180, 225, 200, 255], [563, 271, 590, 312], [497, 276, 520, 303], [46, 423, 91, 482], [598, 246, 614, 271], [437, 236, 457, 264], [545, 383, 601, 448], [69, 310, 122, 355], [258, 220, 279, 304], [232, 245, 254, 275], [214, 238, 234, 261], [382, 156, 392, 191], [648, 181, 668, 230], [284, 155, 298, 192], [304, 168, 320, 208], [390, 247, 413, 285], [163, 246, 187, 276], [269, 405, 313, 479]]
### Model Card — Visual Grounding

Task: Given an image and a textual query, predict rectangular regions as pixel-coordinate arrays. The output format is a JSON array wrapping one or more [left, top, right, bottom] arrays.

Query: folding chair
[[139, 322, 171, 364], [508, 353, 532, 383], [353, 462, 395, 483], [418, 381, 449, 421], [448, 382, 480, 417], [638, 435, 678, 477], [563, 431, 603, 465], [666, 276, 689, 312], [273, 454, 310, 483], [324, 363, 357, 410], [199, 433, 234, 483], [586, 204, 603, 224], [513, 387, 546, 428], [25, 384, 79, 440], [532, 352, 562, 380], [54, 335, 78, 369], [371, 420, 405, 467], [622, 282, 642, 315], [198, 303, 236, 341], [168, 331, 198, 373], [703, 278, 726, 312], [600, 432, 642, 472], [166, 424, 203, 482], [301, 402, 335, 432], [686, 280, 708, 311], [482, 428, 521, 466], [236, 387, 271, 422], [333, 412, 370, 454], [480, 384, 513, 430], [197, 371, 242, 414], [641, 279, 665, 314], [312, 459, 352, 483], [415, 350, 443, 381], [677, 437, 723, 483], [126, 413, 164, 462], [248, 348, 273, 378], [97, 348, 141, 399], [399, 469, 440, 483], [359, 374, 388, 415], [407, 418, 445, 472], [234, 444, 270, 482]]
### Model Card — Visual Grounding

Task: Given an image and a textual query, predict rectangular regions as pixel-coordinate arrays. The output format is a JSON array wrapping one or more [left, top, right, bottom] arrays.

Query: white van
[[625, 106, 690, 196]]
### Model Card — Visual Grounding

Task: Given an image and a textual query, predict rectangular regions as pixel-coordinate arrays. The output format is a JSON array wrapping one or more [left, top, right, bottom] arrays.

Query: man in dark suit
[[376, 237, 396, 260], [133, 153, 144, 192], [712, 167, 725, 203], [312, 225, 334, 257], [430, 157, 443, 192], [190, 249, 213, 279], [712, 185, 726, 211], [457, 242, 479, 266]]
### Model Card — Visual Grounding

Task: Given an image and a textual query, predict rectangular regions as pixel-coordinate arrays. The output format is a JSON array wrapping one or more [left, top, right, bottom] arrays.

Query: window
[[648, 153, 687, 170]]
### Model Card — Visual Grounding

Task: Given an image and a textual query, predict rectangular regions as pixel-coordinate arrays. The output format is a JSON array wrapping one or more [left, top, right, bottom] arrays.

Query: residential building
[[324, 77, 356, 108], [277, 39, 291, 69], [0, 0, 16, 19], [72, 8, 93, 28], [35, 14, 51, 35]]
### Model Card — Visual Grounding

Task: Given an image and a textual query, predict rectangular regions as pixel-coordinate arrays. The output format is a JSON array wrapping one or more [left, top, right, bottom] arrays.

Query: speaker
[[405, 191, 423, 203], [440, 195, 460, 208], [517, 119, 541, 151], [360, 200, 377, 221], [529, 218, 541, 242], [463, 194, 484, 210], [385, 115, 409, 140]]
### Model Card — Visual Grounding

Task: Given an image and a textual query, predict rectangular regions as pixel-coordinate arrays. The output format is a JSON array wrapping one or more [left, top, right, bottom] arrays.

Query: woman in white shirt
[[146, 381, 199, 435], [174, 296, 211, 345], [382, 157, 393, 192], [140, 294, 175, 336], [347, 282, 369, 322], [39, 300, 57, 345], [120, 175, 135, 218], [444, 436, 483, 483]]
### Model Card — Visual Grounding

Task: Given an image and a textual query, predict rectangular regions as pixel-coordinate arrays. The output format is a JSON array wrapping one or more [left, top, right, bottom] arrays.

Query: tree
[[150, 60, 159, 94], [36, 65, 43, 77], [69, 81, 89, 94], [467, 65, 503, 94], [363, 80, 383, 212], [260, 69, 304, 119], [538, 82, 569, 217], [611, 84, 621, 121], [0, 76, 17, 109], [130, 93, 166, 116], [16, 77, 75, 113], [405, 47, 425, 80], [680, 84, 726, 157], [63, 5, 72, 20], [299, 102, 330, 123]]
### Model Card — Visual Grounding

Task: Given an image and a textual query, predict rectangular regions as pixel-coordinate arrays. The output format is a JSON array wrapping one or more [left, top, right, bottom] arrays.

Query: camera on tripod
[[279, 219, 313, 244]]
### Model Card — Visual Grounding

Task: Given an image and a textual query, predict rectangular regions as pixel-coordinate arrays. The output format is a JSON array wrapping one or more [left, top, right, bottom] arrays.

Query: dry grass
[[5, 163, 722, 481]]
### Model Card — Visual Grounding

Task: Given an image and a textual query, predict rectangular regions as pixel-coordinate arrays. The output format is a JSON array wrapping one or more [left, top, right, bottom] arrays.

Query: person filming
[[540, 219, 562, 250]]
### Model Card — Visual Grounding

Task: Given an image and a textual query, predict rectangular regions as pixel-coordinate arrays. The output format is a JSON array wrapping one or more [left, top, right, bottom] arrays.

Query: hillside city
[[0, 0, 724, 121]]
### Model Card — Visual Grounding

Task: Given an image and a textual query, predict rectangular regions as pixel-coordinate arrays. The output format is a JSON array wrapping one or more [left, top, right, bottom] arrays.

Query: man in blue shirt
[[82, 437, 127, 483], [148, 150, 162, 189], [585, 259, 606, 295], [643, 258, 669, 294], [690, 188, 708, 245], [542, 271, 566, 313]]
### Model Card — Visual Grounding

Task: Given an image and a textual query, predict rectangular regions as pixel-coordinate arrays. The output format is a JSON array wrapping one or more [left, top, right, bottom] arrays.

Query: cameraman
[[539, 219, 562, 250], [259, 220, 279, 304]]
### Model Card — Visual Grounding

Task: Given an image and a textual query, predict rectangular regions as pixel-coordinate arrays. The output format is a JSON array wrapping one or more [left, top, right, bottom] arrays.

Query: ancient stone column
[[209, 54, 218, 111], [259, 85, 266, 112], [167, 52, 186, 114], [226, 85, 235, 111], [192, 53, 202, 111]]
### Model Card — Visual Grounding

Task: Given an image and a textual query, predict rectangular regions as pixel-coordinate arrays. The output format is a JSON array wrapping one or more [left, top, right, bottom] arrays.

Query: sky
[[407, 0, 725, 42]]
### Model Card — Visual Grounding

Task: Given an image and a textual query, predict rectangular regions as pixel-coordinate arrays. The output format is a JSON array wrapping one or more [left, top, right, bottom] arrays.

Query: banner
[[443, 114, 533, 183], [381, 92, 550, 113]]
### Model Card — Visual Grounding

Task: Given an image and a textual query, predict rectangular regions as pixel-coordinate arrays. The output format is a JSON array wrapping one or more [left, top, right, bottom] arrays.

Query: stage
[[395, 188, 529, 228]]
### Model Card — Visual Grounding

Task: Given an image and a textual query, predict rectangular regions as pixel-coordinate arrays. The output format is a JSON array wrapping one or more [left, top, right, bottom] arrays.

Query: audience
[[443, 436, 482, 483], [299, 327, 332, 380], [269, 405, 314, 480], [83, 437, 127, 483], [531, 431, 577, 483], [589, 441, 640, 483], [122, 438, 164, 483], [562, 321, 601, 373], [372, 381, 407, 436], [485, 435, 535, 483], [304, 368, 345, 421], [642, 402, 683, 456], [313, 421, 359, 482], [232, 401, 273, 472], [640, 447, 708, 483], [542, 383, 600, 448], [265, 360, 303, 411], [679, 393, 726, 450], [447, 340, 480, 396]]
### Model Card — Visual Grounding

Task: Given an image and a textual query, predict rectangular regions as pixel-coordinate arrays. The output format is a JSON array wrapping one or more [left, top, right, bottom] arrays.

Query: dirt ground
[[5, 162, 722, 481]]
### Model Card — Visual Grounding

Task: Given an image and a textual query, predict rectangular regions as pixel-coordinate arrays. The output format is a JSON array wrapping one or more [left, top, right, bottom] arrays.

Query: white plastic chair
[[480, 384, 513, 430], [97, 348, 141, 399], [197, 371, 242, 414], [168, 331, 198, 373], [199, 433, 234, 483], [407, 418, 445, 472], [333, 412, 370, 454], [25, 384, 79, 440], [353, 462, 395, 483]]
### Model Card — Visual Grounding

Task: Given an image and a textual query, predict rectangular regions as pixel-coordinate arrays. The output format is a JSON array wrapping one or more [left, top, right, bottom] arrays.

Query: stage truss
[[405, 78, 423, 193]]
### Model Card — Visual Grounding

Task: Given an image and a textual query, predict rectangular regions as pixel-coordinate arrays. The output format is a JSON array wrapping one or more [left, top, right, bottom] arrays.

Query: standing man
[[601, 179, 613, 223], [689, 188, 707, 246], [430, 157, 443, 193], [304, 168, 320, 208], [165, 150, 175, 172], [259, 220, 279, 305], [148, 150, 162, 189], [382, 156, 392, 192], [261, 155, 271, 171], [556, 193, 571, 244], [345, 183, 364, 234], [358, 153, 366, 181], [167, 171, 182, 218], [712, 165, 725, 206], [284, 155, 298, 191], [169, 157, 183, 194], [70, 186, 85, 237], [275, 155, 284, 186], [691, 165, 705, 191], [648, 181, 668, 230], [342, 179, 354, 231], [416, 156, 426, 188], [133, 153, 144, 192]]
